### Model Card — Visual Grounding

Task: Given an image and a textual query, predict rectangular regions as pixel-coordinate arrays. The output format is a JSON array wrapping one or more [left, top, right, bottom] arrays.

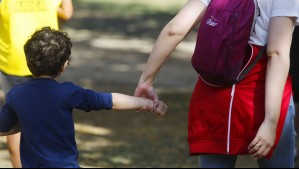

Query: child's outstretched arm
[[112, 93, 168, 116]]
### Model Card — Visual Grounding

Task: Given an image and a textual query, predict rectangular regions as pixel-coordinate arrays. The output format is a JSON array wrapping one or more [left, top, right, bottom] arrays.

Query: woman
[[134, 0, 299, 167]]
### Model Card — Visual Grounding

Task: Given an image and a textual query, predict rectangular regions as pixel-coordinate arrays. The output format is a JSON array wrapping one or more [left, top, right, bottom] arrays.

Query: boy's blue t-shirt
[[0, 78, 113, 168]]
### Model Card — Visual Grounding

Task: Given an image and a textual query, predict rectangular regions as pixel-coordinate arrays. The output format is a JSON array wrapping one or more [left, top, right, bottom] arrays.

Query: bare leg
[[7, 133, 22, 168]]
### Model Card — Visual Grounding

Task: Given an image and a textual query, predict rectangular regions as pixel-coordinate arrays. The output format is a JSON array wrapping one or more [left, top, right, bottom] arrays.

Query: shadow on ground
[[74, 91, 197, 168]]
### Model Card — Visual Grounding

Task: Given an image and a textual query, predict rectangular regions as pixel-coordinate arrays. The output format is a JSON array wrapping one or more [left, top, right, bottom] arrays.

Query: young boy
[[0, 27, 168, 168], [0, 1, 73, 167]]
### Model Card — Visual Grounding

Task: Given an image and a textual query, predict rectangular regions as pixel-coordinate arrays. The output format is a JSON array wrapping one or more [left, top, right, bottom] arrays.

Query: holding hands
[[111, 88, 168, 117], [134, 83, 167, 116], [155, 101, 168, 116]]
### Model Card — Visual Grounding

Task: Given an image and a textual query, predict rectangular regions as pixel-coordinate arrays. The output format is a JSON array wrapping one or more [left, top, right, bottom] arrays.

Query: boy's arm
[[58, 0, 73, 20], [71, 85, 167, 115], [112, 93, 168, 116], [112, 93, 155, 110]]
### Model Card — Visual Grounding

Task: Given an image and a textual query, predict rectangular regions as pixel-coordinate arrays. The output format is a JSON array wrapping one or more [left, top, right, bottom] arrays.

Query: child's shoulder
[[60, 81, 83, 89], [10, 80, 80, 92], [59, 81, 87, 93], [8, 80, 31, 93], [60, 81, 75, 86]]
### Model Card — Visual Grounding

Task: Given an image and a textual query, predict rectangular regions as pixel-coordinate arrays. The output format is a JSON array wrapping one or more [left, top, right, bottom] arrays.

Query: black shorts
[[0, 71, 33, 94]]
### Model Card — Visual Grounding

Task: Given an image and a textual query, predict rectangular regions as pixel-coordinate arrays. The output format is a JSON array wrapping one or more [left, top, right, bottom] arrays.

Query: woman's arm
[[248, 16, 295, 159], [134, 0, 207, 102], [58, 0, 73, 20]]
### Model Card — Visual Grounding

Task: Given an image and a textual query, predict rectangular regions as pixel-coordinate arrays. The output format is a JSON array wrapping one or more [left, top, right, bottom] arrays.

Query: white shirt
[[200, 0, 299, 45]]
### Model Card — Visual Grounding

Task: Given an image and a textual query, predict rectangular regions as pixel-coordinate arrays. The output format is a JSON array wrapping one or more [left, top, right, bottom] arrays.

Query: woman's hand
[[248, 120, 277, 159], [134, 83, 159, 111], [249, 16, 295, 160]]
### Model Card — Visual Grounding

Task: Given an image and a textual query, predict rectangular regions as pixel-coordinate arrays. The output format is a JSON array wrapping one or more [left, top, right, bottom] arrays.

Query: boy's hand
[[154, 101, 168, 116]]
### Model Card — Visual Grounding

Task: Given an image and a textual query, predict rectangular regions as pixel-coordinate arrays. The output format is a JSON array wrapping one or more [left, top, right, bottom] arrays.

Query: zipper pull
[[231, 84, 236, 96]]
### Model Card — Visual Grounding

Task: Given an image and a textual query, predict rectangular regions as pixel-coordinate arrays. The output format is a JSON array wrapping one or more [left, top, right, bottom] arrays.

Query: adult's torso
[[0, 0, 62, 76], [200, 0, 299, 46]]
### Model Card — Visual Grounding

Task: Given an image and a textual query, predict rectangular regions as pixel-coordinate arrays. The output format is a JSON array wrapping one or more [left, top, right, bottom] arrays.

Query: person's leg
[[257, 97, 296, 168], [0, 72, 32, 168], [200, 154, 238, 168], [294, 101, 299, 160]]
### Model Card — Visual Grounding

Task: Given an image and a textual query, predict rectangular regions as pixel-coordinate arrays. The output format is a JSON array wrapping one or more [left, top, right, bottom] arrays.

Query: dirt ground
[[0, 0, 298, 168]]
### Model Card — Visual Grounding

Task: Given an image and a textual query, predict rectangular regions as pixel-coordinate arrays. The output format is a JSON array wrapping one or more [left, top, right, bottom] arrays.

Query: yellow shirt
[[0, 0, 62, 76]]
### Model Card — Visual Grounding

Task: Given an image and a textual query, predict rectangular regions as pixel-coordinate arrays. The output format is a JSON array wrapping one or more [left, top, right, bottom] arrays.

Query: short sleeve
[[200, 0, 211, 6], [271, 0, 299, 25], [0, 99, 18, 132]]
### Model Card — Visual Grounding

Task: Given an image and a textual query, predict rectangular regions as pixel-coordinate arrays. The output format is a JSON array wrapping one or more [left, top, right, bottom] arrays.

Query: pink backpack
[[191, 0, 266, 87]]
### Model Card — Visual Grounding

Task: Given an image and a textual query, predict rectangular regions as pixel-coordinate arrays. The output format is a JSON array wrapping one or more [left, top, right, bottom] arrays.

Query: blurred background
[[0, 0, 298, 167]]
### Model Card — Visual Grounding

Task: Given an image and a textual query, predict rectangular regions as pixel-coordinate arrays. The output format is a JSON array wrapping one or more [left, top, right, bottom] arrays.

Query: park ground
[[0, 0, 298, 167]]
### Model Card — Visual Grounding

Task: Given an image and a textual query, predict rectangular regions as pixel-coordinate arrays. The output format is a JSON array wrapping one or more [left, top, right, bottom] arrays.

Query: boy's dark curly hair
[[24, 27, 72, 77]]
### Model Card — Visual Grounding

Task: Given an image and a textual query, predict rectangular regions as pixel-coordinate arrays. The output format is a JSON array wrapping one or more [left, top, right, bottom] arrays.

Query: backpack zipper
[[236, 43, 254, 81]]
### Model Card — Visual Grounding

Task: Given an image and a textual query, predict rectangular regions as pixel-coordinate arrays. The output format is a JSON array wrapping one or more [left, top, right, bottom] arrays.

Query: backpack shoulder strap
[[237, 45, 267, 82], [251, 0, 258, 32], [237, 0, 264, 83]]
